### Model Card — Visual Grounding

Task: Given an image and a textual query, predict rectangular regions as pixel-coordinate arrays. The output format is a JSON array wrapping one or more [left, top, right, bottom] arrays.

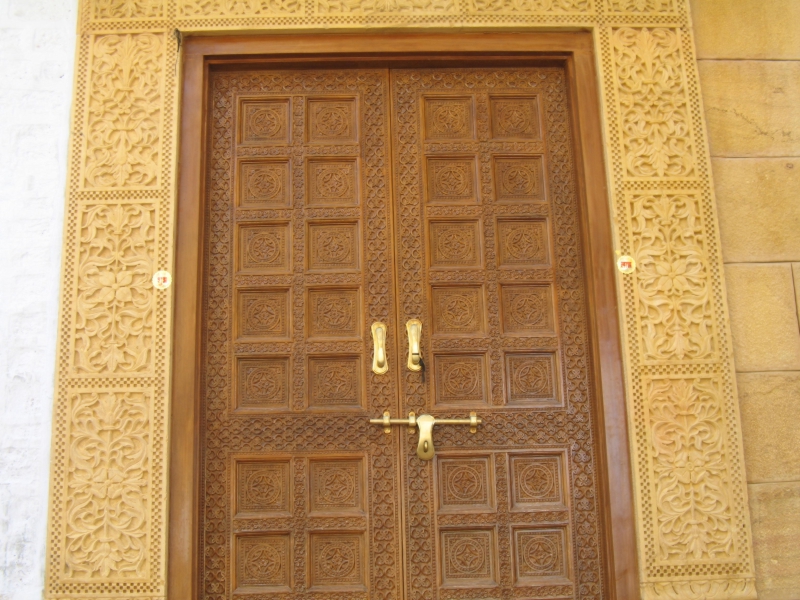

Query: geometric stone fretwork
[[47, 4, 756, 600]]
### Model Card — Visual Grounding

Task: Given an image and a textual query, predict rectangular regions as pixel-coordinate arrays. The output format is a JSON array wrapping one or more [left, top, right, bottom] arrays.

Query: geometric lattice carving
[[236, 460, 291, 514], [83, 34, 164, 189], [307, 98, 357, 142], [73, 204, 155, 375], [510, 454, 565, 508], [424, 96, 474, 140], [441, 530, 496, 585], [433, 353, 488, 405], [514, 528, 568, 581], [493, 156, 544, 202], [437, 456, 492, 510], [309, 459, 364, 513], [429, 220, 481, 268], [490, 96, 540, 139], [308, 533, 365, 589]]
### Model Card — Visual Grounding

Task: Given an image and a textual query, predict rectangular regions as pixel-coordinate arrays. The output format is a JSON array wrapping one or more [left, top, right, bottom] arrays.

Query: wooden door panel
[[200, 69, 403, 600], [391, 68, 607, 600]]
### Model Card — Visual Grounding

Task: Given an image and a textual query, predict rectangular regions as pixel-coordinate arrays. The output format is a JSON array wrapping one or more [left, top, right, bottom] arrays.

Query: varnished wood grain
[[171, 32, 638, 600]]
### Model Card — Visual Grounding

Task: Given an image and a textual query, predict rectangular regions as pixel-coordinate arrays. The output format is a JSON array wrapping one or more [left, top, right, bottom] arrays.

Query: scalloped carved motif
[[84, 34, 163, 189], [92, 0, 164, 18], [611, 28, 695, 178], [74, 204, 155, 375], [630, 193, 715, 362], [647, 377, 735, 562], [64, 391, 150, 580], [470, 0, 590, 11], [315, 0, 456, 13], [179, 0, 302, 16]]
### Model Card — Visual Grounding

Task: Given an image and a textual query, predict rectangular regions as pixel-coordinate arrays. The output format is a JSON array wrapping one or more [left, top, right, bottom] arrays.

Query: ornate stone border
[[47, 1, 756, 599]]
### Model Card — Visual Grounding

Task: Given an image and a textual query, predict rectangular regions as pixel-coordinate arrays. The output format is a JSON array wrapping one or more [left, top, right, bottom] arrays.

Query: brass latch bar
[[369, 410, 481, 460]]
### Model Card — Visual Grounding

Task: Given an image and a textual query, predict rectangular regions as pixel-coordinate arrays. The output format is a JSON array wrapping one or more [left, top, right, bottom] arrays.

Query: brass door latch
[[371, 321, 388, 374], [369, 410, 481, 460]]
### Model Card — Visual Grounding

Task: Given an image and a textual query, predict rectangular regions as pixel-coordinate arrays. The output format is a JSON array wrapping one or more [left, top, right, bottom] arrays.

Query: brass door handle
[[406, 318, 422, 371], [371, 322, 388, 374], [369, 410, 481, 460]]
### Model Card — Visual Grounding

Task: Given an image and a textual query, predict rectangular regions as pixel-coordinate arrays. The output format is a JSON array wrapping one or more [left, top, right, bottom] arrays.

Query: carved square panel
[[307, 158, 359, 206], [239, 98, 290, 145], [424, 96, 475, 140], [490, 96, 541, 140], [433, 354, 488, 406], [307, 98, 357, 143], [308, 356, 362, 409], [307, 221, 360, 271], [431, 286, 485, 336], [429, 220, 481, 268], [496, 218, 549, 267], [308, 532, 366, 590], [426, 157, 478, 203], [237, 289, 291, 340], [509, 454, 566, 509], [440, 529, 497, 586], [512, 528, 570, 583], [307, 288, 361, 339], [436, 455, 493, 511], [309, 458, 364, 514], [235, 460, 291, 515], [500, 285, 554, 335], [234, 533, 292, 591], [505, 352, 559, 406], [238, 159, 291, 207], [493, 156, 545, 202], [237, 223, 291, 273], [235, 356, 290, 410]]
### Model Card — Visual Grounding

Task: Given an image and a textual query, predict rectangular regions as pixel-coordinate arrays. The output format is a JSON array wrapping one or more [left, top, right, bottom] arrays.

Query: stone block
[[724, 264, 800, 372], [699, 61, 800, 157], [712, 158, 800, 263], [691, 0, 800, 60], [748, 482, 800, 599], [795, 264, 800, 326], [737, 372, 800, 482]]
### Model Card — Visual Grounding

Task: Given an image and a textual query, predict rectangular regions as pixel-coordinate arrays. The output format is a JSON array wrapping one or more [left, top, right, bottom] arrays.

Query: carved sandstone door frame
[[170, 32, 637, 599]]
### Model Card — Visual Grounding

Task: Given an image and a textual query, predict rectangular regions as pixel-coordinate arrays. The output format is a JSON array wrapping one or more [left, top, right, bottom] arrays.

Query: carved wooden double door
[[200, 65, 607, 600]]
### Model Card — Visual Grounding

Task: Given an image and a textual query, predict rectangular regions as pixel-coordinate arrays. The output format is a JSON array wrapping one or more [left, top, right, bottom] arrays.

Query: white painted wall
[[0, 0, 78, 598]]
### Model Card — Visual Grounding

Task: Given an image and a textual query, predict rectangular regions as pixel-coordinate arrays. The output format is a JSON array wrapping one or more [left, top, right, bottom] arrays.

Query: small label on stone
[[152, 270, 172, 290], [616, 255, 636, 274]]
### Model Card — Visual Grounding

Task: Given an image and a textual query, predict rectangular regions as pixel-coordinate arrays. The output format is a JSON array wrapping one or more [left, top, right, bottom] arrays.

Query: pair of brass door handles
[[370, 319, 423, 375], [368, 319, 482, 460]]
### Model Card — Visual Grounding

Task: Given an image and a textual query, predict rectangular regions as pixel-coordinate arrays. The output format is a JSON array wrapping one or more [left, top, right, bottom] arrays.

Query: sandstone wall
[[692, 0, 800, 597]]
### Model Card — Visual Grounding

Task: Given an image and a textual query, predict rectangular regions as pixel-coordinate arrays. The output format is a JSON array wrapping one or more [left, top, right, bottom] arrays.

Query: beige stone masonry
[[713, 158, 800, 263], [45, 1, 758, 599], [737, 372, 800, 482], [748, 482, 800, 600], [699, 60, 800, 157], [691, 0, 800, 60], [725, 264, 800, 372]]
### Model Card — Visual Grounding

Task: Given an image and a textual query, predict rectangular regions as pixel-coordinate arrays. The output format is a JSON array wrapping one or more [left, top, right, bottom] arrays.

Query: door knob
[[369, 410, 481, 460], [406, 319, 423, 372], [371, 322, 388, 374]]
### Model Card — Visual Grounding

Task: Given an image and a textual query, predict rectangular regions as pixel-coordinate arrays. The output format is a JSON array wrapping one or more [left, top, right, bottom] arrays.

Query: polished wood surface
[[171, 33, 638, 600]]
